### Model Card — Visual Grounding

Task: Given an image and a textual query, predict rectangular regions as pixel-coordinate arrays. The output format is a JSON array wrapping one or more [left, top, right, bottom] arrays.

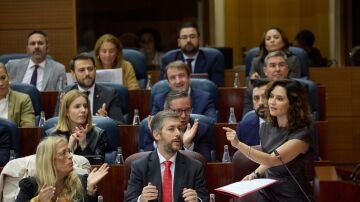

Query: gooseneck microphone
[[273, 149, 311, 202]]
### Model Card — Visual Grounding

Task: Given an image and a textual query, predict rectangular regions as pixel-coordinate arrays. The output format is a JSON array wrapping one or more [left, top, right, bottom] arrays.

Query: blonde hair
[[35, 136, 84, 200], [56, 90, 93, 132], [94, 34, 124, 69]]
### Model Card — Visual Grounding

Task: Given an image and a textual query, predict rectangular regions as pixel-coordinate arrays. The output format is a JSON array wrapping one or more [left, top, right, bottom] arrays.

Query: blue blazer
[[151, 89, 217, 122], [143, 118, 214, 161], [125, 151, 208, 202], [161, 49, 224, 86], [0, 125, 11, 166], [236, 113, 260, 146]]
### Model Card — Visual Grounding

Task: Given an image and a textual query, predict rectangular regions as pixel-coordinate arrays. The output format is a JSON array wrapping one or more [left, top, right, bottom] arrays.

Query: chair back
[[123, 49, 147, 88], [293, 78, 319, 121], [0, 118, 20, 157], [10, 83, 41, 124], [43, 116, 120, 164], [151, 78, 218, 109], [96, 82, 131, 124], [232, 145, 261, 181], [0, 53, 29, 64], [245, 46, 309, 78]]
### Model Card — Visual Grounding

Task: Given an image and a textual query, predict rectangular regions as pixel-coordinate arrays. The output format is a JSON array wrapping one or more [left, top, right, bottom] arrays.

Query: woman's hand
[[72, 124, 89, 150], [222, 127, 241, 148], [37, 184, 56, 202], [250, 72, 260, 79], [241, 172, 257, 181], [87, 163, 109, 191]]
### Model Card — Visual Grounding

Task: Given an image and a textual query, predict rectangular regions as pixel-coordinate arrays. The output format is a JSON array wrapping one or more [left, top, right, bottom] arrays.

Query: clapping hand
[[182, 119, 199, 148], [87, 163, 109, 192], [38, 184, 56, 202], [70, 124, 89, 150]]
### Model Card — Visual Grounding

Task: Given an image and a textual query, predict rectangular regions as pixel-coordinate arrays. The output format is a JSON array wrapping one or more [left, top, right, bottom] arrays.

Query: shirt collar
[[77, 84, 95, 93], [182, 51, 199, 60], [157, 148, 177, 164], [28, 59, 46, 69], [0, 89, 10, 102]]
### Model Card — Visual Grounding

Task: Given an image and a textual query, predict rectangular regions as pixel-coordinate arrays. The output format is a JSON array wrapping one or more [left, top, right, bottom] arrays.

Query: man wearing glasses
[[160, 22, 224, 86], [152, 60, 217, 122], [144, 90, 215, 161]]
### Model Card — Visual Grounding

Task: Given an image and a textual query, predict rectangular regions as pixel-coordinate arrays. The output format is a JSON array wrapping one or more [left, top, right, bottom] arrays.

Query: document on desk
[[215, 179, 278, 198], [66, 68, 123, 85]]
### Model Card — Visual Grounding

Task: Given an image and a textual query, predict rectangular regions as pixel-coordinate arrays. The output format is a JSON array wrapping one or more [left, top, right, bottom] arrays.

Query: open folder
[[215, 178, 278, 198]]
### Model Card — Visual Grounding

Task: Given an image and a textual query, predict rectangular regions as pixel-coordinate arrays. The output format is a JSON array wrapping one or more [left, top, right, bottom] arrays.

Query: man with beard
[[125, 110, 208, 202], [6, 30, 66, 91], [243, 51, 290, 115], [54, 53, 124, 123], [143, 90, 215, 161], [160, 22, 224, 86], [236, 79, 269, 146]]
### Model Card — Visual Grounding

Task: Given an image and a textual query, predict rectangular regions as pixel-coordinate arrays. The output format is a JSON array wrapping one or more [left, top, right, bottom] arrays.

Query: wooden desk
[[214, 123, 237, 161], [95, 165, 125, 202], [205, 163, 234, 202], [218, 87, 246, 123], [40, 91, 58, 119], [128, 89, 151, 119], [19, 127, 42, 156], [118, 125, 139, 159]]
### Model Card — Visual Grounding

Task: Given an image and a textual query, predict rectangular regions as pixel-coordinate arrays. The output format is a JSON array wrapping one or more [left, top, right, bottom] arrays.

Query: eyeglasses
[[179, 34, 198, 40], [171, 108, 192, 115], [56, 148, 72, 158]]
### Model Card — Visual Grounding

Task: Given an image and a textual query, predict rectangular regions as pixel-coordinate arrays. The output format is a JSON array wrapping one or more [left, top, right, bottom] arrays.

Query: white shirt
[[22, 60, 46, 91], [77, 84, 95, 114], [0, 91, 9, 119]]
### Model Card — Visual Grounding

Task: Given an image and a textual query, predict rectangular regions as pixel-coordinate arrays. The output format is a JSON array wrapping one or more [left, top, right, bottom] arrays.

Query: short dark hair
[[250, 79, 270, 89], [164, 60, 190, 80], [27, 30, 48, 44], [164, 90, 190, 109], [295, 29, 315, 47], [137, 27, 162, 51], [178, 21, 200, 37], [69, 52, 95, 71]]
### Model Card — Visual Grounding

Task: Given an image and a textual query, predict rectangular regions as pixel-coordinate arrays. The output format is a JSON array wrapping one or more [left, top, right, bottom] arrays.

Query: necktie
[[83, 91, 90, 97], [30, 65, 39, 87], [186, 58, 194, 73], [162, 160, 172, 202]]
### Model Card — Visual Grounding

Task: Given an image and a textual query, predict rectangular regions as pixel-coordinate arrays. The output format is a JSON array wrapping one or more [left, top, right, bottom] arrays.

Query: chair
[[293, 78, 319, 121], [0, 118, 20, 158], [232, 145, 261, 181], [96, 82, 131, 124], [123, 151, 207, 190], [0, 53, 29, 64], [151, 78, 219, 109], [42, 116, 120, 164], [139, 114, 216, 161], [123, 49, 148, 88], [10, 83, 41, 125], [245, 46, 310, 78]]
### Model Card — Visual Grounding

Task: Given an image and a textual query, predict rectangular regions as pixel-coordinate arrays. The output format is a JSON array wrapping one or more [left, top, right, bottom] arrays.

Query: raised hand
[[87, 163, 109, 191], [96, 103, 108, 117], [222, 126, 241, 148], [72, 124, 89, 149], [182, 119, 199, 148], [38, 184, 56, 202]]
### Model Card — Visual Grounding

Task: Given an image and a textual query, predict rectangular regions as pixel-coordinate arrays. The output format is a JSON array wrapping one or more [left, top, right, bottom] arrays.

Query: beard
[[75, 75, 95, 88], [255, 105, 267, 119], [181, 43, 199, 55]]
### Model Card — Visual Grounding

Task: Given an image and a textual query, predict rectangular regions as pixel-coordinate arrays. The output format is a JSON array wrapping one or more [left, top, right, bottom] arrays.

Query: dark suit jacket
[[125, 151, 208, 202], [54, 84, 124, 123], [0, 125, 11, 166], [236, 112, 260, 146], [143, 118, 214, 161], [151, 88, 217, 122], [161, 49, 224, 86]]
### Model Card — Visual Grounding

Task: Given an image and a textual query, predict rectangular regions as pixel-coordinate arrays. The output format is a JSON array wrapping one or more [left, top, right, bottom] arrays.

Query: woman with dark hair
[[137, 28, 164, 66], [224, 79, 313, 201], [250, 27, 301, 79]]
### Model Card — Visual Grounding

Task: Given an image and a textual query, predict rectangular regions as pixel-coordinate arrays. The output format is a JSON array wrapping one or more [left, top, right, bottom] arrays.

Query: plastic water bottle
[[115, 147, 124, 165], [132, 109, 140, 125], [38, 111, 46, 127], [97, 195, 103, 202], [233, 72, 240, 88], [57, 76, 67, 92], [222, 145, 231, 163], [146, 74, 152, 90], [228, 107, 237, 123], [210, 193, 215, 202], [9, 149, 16, 161]]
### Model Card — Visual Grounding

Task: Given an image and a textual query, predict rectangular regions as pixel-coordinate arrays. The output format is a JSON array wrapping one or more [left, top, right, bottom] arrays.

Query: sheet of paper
[[66, 68, 123, 85], [215, 178, 277, 198]]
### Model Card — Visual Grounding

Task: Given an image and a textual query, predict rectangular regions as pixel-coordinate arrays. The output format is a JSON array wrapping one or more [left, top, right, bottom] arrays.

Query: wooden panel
[[205, 163, 233, 202], [95, 165, 125, 202], [214, 123, 237, 161], [40, 91, 59, 119], [118, 125, 139, 159], [128, 89, 151, 119], [224, 69, 246, 87], [218, 87, 246, 123], [19, 127, 42, 156]]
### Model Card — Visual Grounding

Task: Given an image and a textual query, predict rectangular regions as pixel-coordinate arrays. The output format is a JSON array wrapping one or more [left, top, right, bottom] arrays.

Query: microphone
[[273, 149, 311, 202]]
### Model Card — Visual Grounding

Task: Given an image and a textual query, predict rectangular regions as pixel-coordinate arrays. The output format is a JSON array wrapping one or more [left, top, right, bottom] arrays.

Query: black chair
[[123, 49, 148, 88], [43, 116, 120, 164], [96, 82, 131, 124], [0, 118, 20, 158], [10, 83, 41, 125]]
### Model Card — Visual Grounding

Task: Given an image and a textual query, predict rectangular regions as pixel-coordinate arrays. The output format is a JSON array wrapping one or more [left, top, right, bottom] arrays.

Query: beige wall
[[0, 0, 77, 68], [222, 0, 330, 66]]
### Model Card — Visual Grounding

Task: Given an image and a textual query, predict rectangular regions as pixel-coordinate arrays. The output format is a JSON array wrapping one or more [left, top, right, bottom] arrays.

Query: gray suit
[[5, 57, 66, 91], [125, 151, 208, 202]]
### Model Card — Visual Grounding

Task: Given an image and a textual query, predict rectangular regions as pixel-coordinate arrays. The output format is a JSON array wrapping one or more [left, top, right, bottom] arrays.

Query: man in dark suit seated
[[5, 30, 66, 91], [54, 53, 124, 123], [152, 60, 217, 122], [125, 110, 208, 202], [236, 79, 269, 146], [0, 124, 11, 166], [145, 90, 215, 161], [160, 21, 224, 86]]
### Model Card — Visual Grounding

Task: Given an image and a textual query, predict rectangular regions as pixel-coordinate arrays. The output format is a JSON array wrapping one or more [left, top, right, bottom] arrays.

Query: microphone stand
[[274, 150, 311, 202]]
